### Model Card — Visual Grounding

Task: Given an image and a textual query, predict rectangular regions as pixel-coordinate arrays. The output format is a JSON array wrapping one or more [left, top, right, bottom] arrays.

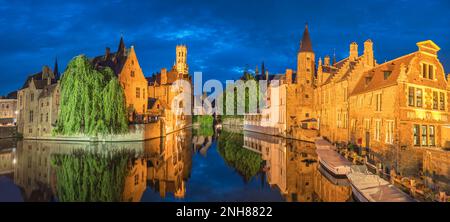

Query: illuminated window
[[422, 64, 428, 78], [136, 88, 140, 98], [433, 91, 438, 110], [134, 174, 139, 186], [429, 126, 435, 146], [408, 87, 415, 106], [416, 89, 423, 107], [374, 120, 381, 141], [351, 119, 357, 132], [422, 63, 435, 79], [364, 119, 371, 131], [421, 125, 427, 146], [440, 92, 445, 111], [428, 65, 434, 79], [375, 93, 382, 111], [413, 124, 420, 146], [385, 120, 394, 144]]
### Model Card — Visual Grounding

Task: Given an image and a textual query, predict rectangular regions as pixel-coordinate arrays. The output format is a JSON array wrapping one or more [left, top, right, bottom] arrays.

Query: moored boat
[[315, 137, 351, 177], [347, 166, 416, 202]]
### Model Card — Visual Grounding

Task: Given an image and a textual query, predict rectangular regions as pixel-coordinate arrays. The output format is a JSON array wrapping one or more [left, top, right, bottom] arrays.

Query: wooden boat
[[314, 137, 333, 150], [315, 138, 351, 177], [347, 165, 416, 202], [318, 165, 349, 186]]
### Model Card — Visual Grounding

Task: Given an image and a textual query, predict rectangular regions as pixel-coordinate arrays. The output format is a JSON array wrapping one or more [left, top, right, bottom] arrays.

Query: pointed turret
[[53, 57, 60, 79], [297, 23, 315, 85], [299, 24, 313, 53], [117, 36, 126, 55]]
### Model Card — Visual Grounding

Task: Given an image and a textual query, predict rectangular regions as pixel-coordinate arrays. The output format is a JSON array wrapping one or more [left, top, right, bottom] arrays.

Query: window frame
[[413, 124, 420, 146]]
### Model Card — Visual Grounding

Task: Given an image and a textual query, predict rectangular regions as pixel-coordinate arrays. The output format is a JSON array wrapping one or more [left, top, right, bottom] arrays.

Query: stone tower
[[176, 45, 188, 75], [297, 24, 315, 86]]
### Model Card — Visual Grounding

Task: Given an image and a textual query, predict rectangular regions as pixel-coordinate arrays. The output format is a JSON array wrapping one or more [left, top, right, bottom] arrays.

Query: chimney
[[105, 47, 111, 59], [324, 55, 330, 66], [363, 39, 374, 67], [286, 69, 293, 84], [161, 68, 167, 85], [349, 42, 358, 61]]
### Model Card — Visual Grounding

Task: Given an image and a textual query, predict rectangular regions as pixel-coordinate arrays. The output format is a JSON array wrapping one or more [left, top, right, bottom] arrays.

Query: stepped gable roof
[[146, 68, 180, 86], [351, 53, 416, 96]]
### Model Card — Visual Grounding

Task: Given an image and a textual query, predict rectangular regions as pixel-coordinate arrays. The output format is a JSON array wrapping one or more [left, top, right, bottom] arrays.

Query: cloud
[[0, 0, 449, 95]]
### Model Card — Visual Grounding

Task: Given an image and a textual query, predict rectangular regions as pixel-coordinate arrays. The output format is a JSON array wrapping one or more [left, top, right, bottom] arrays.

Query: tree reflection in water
[[217, 130, 263, 182], [51, 149, 140, 202]]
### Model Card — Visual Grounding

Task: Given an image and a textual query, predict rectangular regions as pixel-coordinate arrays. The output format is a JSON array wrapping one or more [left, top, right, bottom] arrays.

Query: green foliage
[[55, 55, 128, 136], [51, 148, 137, 202], [219, 72, 263, 117], [193, 115, 214, 136], [193, 115, 213, 126], [217, 130, 263, 182]]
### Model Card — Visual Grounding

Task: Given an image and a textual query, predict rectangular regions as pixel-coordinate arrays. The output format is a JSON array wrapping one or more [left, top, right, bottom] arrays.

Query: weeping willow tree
[[51, 149, 137, 202], [217, 131, 263, 182], [55, 55, 128, 136]]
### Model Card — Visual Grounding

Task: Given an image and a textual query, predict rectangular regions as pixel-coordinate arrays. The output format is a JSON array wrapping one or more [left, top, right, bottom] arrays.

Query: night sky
[[0, 0, 449, 96]]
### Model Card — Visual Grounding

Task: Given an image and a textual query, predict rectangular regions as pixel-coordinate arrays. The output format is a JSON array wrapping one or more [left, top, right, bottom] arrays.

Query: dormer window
[[365, 76, 372, 86], [383, 71, 392, 80], [131, 70, 135, 77]]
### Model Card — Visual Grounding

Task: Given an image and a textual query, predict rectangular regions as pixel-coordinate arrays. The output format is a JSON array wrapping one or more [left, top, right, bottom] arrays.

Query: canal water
[[0, 125, 447, 202]]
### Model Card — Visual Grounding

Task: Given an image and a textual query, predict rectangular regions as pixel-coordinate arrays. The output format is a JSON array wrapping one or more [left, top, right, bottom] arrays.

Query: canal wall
[[21, 121, 192, 142]]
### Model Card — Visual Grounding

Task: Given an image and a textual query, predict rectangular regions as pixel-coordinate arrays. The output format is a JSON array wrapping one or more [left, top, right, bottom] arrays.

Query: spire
[[117, 36, 125, 54], [54, 57, 59, 79], [299, 23, 313, 53], [261, 61, 266, 79]]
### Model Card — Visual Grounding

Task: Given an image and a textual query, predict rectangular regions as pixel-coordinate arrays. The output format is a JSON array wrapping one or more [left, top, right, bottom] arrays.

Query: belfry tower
[[297, 24, 315, 86], [176, 45, 189, 75]]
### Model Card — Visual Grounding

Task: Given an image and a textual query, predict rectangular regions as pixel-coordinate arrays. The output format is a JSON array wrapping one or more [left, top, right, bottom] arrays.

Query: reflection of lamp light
[[13, 158, 16, 165], [14, 111, 18, 115]]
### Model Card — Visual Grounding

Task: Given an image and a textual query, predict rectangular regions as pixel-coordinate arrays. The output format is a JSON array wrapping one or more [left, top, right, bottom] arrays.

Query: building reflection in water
[[1, 126, 447, 201], [243, 131, 352, 202], [13, 140, 146, 201], [145, 129, 192, 199]]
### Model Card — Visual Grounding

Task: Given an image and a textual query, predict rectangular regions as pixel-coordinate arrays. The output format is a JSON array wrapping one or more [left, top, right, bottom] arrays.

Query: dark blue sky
[[1, 0, 449, 95]]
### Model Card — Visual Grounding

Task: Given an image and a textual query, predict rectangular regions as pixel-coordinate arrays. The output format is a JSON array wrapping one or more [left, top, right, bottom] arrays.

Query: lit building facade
[[244, 25, 449, 151], [0, 92, 18, 126], [147, 45, 192, 134], [17, 64, 60, 138], [91, 37, 148, 120]]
